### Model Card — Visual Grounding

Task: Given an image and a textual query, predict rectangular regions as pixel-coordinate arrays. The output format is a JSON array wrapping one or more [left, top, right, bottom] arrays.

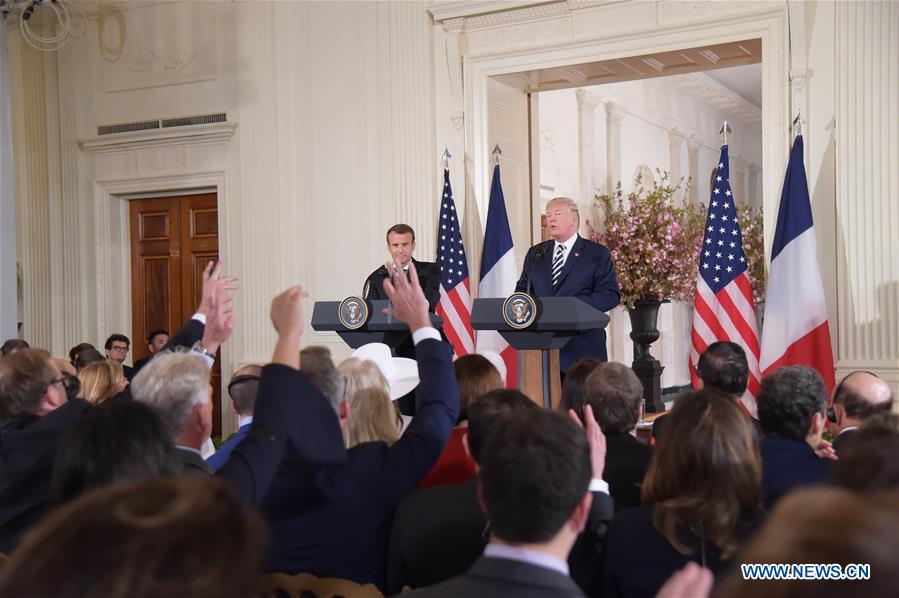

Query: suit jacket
[[601, 505, 761, 598], [206, 422, 251, 472], [176, 446, 212, 475], [405, 556, 586, 598], [515, 237, 620, 370], [261, 338, 460, 591], [0, 398, 91, 552], [603, 433, 652, 513], [365, 259, 441, 313], [388, 475, 615, 596], [832, 428, 856, 455], [122, 363, 136, 382], [760, 435, 831, 508]]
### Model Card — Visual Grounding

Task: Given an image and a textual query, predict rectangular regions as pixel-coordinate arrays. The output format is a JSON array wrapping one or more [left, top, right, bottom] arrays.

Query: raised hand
[[201, 273, 236, 354], [198, 260, 239, 318], [568, 404, 607, 481], [270, 285, 309, 369], [381, 260, 430, 332]]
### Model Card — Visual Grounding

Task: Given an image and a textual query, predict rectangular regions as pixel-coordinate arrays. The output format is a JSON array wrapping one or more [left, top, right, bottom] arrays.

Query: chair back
[[260, 572, 383, 598]]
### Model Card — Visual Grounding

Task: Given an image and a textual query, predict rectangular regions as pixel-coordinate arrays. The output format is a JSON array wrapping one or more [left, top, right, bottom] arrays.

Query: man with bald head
[[206, 364, 263, 472], [515, 197, 620, 369], [829, 371, 894, 454]]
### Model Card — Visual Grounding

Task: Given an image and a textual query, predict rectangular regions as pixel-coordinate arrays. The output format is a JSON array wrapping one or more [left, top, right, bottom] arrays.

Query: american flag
[[436, 167, 474, 357], [690, 144, 762, 413]]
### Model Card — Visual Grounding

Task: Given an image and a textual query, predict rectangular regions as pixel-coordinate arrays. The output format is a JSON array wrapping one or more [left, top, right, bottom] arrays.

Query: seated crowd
[[0, 261, 896, 597]]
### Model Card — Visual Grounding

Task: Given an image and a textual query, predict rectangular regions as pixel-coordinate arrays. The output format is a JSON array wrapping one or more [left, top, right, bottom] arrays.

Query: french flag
[[759, 134, 835, 391], [477, 161, 518, 387]]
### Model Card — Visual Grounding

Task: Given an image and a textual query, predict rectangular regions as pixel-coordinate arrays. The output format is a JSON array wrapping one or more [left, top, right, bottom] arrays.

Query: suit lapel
[[552, 236, 583, 295], [532, 241, 555, 295]]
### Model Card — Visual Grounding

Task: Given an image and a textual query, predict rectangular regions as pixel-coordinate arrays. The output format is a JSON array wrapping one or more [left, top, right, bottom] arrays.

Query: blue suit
[[206, 423, 251, 472], [260, 338, 459, 591], [760, 435, 831, 508], [515, 236, 620, 370]]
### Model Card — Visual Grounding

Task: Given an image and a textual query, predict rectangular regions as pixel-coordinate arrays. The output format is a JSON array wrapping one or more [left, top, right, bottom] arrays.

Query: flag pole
[[492, 144, 502, 164], [718, 120, 732, 145], [792, 111, 805, 137], [441, 147, 451, 170]]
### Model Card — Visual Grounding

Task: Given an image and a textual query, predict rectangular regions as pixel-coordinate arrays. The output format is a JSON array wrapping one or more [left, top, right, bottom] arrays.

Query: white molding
[[428, 1, 560, 22], [79, 123, 238, 153]]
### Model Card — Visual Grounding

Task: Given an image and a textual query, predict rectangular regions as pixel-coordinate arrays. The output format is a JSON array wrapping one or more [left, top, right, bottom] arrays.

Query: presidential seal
[[502, 292, 537, 329], [338, 296, 369, 330]]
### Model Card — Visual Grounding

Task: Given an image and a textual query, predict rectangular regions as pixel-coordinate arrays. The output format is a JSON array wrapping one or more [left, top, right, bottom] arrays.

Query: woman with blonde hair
[[337, 357, 400, 448], [78, 361, 127, 405]]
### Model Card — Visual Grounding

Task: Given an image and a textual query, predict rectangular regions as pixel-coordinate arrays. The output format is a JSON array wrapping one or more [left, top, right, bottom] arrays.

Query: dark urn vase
[[628, 299, 666, 413]]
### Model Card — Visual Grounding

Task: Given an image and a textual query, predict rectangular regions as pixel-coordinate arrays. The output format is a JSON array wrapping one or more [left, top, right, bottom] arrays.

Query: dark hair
[[68, 342, 95, 365], [386, 223, 415, 243], [833, 371, 894, 420], [51, 400, 179, 503], [643, 389, 761, 557], [757, 366, 827, 440], [147, 329, 169, 344], [559, 357, 600, 421], [227, 365, 262, 415], [300, 346, 345, 413], [104, 334, 130, 351], [74, 348, 106, 372], [467, 388, 536, 463], [1, 338, 30, 357], [714, 488, 899, 598], [479, 409, 591, 544], [453, 354, 503, 423], [829, 415, 899, 492], [0, 348, 55, 418], [0, 477, 265, 598], [583, 362, 644, 435], [696, 341, 749, 396]]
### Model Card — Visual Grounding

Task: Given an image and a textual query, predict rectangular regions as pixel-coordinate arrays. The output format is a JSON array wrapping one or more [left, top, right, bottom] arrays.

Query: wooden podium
[[470, 297, 610, 409]]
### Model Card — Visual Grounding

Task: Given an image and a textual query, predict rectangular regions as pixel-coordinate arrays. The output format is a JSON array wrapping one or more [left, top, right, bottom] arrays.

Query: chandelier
[[0, 0, 85, 52]]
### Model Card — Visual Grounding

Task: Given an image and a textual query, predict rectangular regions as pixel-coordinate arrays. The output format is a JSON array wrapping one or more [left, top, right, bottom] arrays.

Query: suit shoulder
[[367, 265, 389, 279]]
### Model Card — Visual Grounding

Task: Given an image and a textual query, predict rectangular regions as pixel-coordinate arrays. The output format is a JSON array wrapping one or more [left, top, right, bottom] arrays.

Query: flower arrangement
[[592, 172, 706, 308], [736, 204, 766, 304]]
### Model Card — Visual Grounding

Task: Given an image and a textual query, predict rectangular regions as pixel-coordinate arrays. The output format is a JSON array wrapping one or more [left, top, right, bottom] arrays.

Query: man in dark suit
[[757, 366, 833, 508], [407, 407, 597, 598], [261, 261, 459, 591], [104, 333, 135, 381], [364, 223, 441, 414], [828, 371, 893, 454], [515, 197, 619, 370], [206, 365, 261, 472], [389, 391, 614, 596], [584, 362, 651, 512], [132, 329, 170, 375]]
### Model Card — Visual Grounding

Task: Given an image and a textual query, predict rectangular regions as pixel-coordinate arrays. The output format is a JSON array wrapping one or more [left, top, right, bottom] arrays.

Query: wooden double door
[[130, 192, 222, 437]]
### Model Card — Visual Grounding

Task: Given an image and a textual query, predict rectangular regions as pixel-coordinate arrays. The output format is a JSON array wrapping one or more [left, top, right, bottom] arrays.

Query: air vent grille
[[97, 113, 227, 136]]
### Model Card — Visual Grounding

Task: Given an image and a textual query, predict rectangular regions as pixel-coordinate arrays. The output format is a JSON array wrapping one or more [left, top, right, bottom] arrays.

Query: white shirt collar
[[238, 415, 254, 428], [554, 232, 578, 255]]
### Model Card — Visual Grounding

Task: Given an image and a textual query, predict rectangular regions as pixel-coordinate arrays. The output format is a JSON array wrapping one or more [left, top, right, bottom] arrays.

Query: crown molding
[[78, 122, 237, 154]]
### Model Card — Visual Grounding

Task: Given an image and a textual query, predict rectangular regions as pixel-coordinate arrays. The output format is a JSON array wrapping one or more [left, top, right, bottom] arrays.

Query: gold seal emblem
[[502, 292, 537, 329], [338, 296, 369, 330]]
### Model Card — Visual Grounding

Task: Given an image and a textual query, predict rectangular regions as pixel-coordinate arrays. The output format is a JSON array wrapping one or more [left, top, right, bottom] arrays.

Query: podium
[[311, 300, 443, 350], [471, 297, 610, 409]]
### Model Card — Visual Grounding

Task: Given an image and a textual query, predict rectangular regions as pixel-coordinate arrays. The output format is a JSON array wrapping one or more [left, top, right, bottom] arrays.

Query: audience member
[[0, 348, 90, 552], [73, 348, 105, 372], [407, 408, 595, 598], [389, 389, 537, 594], [560, 357, 600, 421], [104, 333, 134, 381], [337, 356, 400, 447], [0, 338, 29, 358], [78, 360, 127, 405], [50, 400, 179, 502], [714, 488, 899, 598], [583, 362, 651, 512], [829, 414, 899, 492], [653, 341, 761, 444], [299, 345, 345, 412], [0, 477, 266, 598], [67, 342, 94, 366], [132, 329, 171, 374], [49, 358, 81, 401], [260, 260, 459, 591], [419, 353, 503, 489], [756, 366, 832, 507], [828, 370, 893, 453], [206, 365, 262, 472], [601, 389, 763, 597]]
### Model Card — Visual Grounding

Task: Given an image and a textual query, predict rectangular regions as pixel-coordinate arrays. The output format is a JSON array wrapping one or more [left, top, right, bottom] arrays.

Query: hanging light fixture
[[1, 0, 86, 52]]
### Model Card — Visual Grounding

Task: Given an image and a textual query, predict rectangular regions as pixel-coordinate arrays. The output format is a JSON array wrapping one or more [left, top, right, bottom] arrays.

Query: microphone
[[363, 277, 371, 299], [526, 244, 549, 296]]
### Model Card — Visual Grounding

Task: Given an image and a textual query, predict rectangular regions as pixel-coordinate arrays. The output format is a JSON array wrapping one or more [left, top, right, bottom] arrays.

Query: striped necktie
[[551, 243, 564, 287]]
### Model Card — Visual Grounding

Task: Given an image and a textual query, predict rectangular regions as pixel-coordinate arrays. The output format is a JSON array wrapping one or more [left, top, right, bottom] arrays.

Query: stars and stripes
[[690, 145, 762, 414], [436, 167, 474, 357]]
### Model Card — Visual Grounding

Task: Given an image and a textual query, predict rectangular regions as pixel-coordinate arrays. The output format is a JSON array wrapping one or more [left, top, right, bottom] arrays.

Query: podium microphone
[[526, 244, 548, 296]]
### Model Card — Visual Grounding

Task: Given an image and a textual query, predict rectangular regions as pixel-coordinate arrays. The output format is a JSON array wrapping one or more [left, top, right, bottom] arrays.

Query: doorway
[[129, 192, 222, 437]]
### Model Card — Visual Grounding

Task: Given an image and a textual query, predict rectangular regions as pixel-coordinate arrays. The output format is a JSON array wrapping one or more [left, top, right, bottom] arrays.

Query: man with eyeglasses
[[104, 333, 134, 382], [0, 348, 91, 552]]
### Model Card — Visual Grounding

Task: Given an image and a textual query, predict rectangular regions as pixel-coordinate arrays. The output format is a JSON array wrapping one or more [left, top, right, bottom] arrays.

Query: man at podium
[[515, 197, 620, 371], [364, 224, 441, 413]]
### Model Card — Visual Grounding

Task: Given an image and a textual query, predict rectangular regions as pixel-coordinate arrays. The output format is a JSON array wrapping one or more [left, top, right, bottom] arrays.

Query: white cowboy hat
[[477, 350, 508, 383], [350, 342, 419, 401]]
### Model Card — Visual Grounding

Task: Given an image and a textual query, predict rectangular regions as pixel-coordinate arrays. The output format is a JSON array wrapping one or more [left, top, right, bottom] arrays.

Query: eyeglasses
[[109, 345, 129, 353]]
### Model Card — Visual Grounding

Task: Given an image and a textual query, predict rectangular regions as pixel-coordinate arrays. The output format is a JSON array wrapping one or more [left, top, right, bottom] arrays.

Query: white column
[[686, 134, 701, 203], [834, 0, 899, 392], [0, 26, 17, 340], [576, 88, 600, 235], [604, 101, 625, 193], [667, 127, 686, 189], [747, 163, 761, 209]]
